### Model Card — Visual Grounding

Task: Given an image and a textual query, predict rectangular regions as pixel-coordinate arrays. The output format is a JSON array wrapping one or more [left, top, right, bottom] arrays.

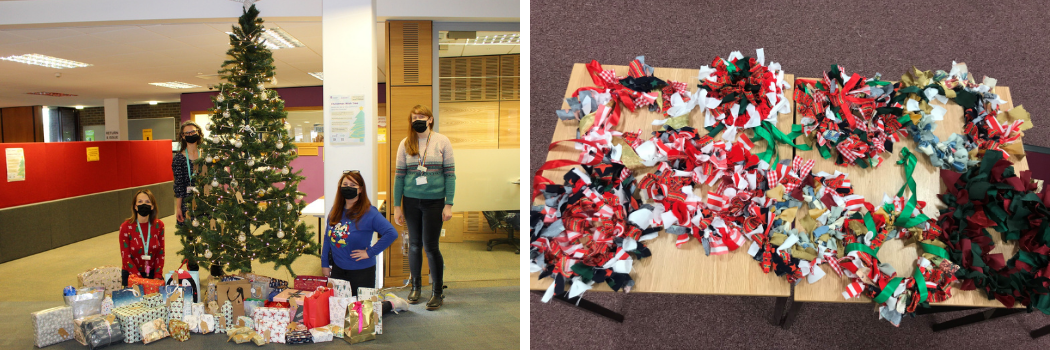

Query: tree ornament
[[276, 230, 285, 239], [247, 159, 255, 166], [238, 233, 246, 242], [204, 249, 213, 259], [206, 156, 213, 163], [212, 135, 221, 143], [234, 140, 243, 148], [223, 110, 231, 118], [211, 179, 219, 187], [217, 94, 225, 103], [276, 141, 283, 149], [257, 83, 265, 91], [231, 179, 239, 187], [192, 219, 200, 227], [281, 167, 289, 175], [234, 104, 241, 110], [286, 203, 293, 210]]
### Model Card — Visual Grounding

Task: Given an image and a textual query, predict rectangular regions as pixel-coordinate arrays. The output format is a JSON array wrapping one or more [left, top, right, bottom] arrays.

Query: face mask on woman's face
[[136, 204, 152, 217], [340, 186, 358, 199], [184, 134, 201, 144], [412, 120, 428, 133]]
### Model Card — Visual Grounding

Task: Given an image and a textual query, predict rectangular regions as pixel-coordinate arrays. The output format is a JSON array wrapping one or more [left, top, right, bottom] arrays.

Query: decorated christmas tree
[[175, 4, 317, 275]]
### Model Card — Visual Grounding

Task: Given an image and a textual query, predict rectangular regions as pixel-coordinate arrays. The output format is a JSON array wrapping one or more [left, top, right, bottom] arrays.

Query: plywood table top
[[791, 78, 1029, 308], [529, 63, 793, 297]]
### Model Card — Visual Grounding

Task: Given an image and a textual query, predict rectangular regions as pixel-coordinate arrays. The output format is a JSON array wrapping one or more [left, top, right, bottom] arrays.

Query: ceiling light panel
[[467, 34, 520, 45], [308, 72, 323, 80], [0, 53, 92, 69], [26, 91, 77, 97], [149, 81, 200, 89]]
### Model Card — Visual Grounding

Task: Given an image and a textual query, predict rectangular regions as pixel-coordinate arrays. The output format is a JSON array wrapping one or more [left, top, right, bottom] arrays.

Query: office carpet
[[530, 1, 1050, 348]]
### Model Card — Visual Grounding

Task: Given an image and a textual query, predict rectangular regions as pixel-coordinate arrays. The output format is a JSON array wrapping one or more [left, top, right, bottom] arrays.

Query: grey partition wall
[[0, 181, 175, 264], [128, 117, 176, 141]]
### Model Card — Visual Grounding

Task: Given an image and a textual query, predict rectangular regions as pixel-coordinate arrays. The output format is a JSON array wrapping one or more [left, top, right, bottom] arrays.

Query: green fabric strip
[[914, 268, 928, 303], [873, 277, 904, 304]]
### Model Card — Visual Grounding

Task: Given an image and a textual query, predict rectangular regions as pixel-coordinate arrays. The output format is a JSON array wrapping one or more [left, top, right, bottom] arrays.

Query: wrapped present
[[165, 289, 186, 321], [128, 274, 164, 294], [266, 288, 285, 302], [73, 316, 93, 346], [31, 305, 75, 347], [169, 319, 190, 341], [206, 300, 233, 333], [81, 314, 123, 350], [328, 324, 344, 339], [269, 278, 289, 290], [343, 301, 377, 344], [226, 326, 253, 344], [272, 289, 314, 305], [286, 327, 313, 344], [111, 286, 144, 308], [235, 316, 254, 329], [100, 296, 113, 316], [142, 292, 164, 309], [190, 302, 205, 318], [327, 278, 354, 298], [328, 296, 353, 327], [160, 285, 192, 318], [140, 318, 169, 344], [220, 274, 245, 282], [253, 307, 289, 344], [64, 287, 105, 320], [185, 314, 215, 334], [203, 282, 218, 303], [358, 288, 383, 335], [264, 301, 290, 308], [294, 275, 327, 291], [77, 266, 122, 296], [309, 326, 334, 343], [112, 302, 167, 343]]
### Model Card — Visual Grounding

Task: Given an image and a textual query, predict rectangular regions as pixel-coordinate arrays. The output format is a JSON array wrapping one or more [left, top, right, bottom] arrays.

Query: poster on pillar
[[328, 94, 367, 145]]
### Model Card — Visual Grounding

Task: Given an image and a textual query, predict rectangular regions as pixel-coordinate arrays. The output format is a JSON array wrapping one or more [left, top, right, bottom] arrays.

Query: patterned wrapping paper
[[128, 275, 164, 295], [140, 318, 169, 344], [328, 296, 353, 327], [160, 285, 192, 318], [168, 319, 190, 341], [293, 275, 327, 290], [100, 297, 113, 316], [80, 314, 123, 350], [112, 302, 167, 343], [309, 326, 334, 343], [77, 266, 122, 296], [167, 295, 184, 321], [328, 324, 344, 339], [184, 314, 215, 334], [286, 329, 313, 344], [253, 307, 290, 344], [225, 326, 254, 344], [327, 278, 354, 298], [31, 305, 75, 348], [111, 286, 144, 309], [142, 293, 164, 309], [203, 282, 218, 303], [272, 289, 314, 305], [235, 316, 254, 329], [190, 302, 205, 318], [217, 300, 233, 333]]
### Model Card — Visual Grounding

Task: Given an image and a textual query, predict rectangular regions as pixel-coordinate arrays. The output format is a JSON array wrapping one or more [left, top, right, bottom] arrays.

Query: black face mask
[[136, 204, 152, 217], [184, 135, 201, 144], [412, 120, 429, 133], [340, 186, 358, 199]]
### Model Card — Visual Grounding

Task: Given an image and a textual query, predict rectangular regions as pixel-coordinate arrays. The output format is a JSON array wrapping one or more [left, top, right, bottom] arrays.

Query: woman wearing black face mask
[[119, 189, 165, 286], [321, 171, 403, 312], [172, 121, 224, 277], [392, 105, 456, 310]]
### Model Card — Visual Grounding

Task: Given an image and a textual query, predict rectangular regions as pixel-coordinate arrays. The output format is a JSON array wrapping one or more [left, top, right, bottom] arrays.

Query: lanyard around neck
[[184, 149, 194, 181], [418, 132, 432, 167], [135, 219, 152, 254]]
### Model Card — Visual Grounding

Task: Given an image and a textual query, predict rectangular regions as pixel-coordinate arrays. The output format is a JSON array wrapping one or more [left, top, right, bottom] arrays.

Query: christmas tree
[[175, 4, 317, 275]]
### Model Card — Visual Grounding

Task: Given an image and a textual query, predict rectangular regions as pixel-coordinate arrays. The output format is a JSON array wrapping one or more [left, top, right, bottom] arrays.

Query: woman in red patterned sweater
[[119, 189, 165, 286]]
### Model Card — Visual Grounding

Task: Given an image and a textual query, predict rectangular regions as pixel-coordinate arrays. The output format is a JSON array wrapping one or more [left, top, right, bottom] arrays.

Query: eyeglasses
[[182, 130, 198, 136]]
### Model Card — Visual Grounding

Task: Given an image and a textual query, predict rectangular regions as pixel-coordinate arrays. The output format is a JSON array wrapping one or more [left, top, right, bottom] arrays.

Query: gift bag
[[342, 301, 377, 344], [169, 319, 190, 341], [100, 296, 113, 316], [77, 266, 122, 296], [140, 318, 169, 344], [64, 287, 105, 320], [358, 287, 383, 335], [112, 302, 166, 343], [31, 306, 75, 347], [288, 296, 305, 323], [303, 287, 334, 329], [111, 286, 144, 308], [328, 296, 353, 327], [309, 326, 334, 343], [327, 277, 354, 298], [294, 275, 328, 290], [128, 274, 164, 294], [80, 314, 123, 350], [285, 322, 313, 344], [217, 280, 251, 319], [164, 259, 201, 303]]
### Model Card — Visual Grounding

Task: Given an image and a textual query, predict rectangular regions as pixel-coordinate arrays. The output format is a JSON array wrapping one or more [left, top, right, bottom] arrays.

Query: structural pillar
[[103, 98, 127, 141]]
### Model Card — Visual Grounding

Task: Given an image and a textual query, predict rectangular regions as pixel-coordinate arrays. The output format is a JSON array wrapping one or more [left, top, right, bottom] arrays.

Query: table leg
[[531, 290, 625, 323], [780, 301, 803, 329], [1030, 324, 1050, 339], [770, 297, 787, 326], [930, 308, 1026, 332], [914, 305, 980, 315]]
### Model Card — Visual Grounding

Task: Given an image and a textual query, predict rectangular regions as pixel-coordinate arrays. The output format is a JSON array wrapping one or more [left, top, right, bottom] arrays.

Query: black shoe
[[407, 277, 422, 304], [426, 291, 444, 310]]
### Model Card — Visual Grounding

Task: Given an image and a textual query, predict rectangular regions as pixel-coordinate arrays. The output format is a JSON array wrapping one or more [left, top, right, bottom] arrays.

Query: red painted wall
[[0, 140, 173, 208]]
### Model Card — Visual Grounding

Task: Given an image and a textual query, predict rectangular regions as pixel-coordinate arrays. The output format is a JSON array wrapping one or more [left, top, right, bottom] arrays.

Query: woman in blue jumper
[[321, 170, 404, 313]]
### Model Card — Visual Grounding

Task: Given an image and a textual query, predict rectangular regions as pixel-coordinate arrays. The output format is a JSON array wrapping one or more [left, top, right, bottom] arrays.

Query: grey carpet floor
[[530, 0, 1050, 348]]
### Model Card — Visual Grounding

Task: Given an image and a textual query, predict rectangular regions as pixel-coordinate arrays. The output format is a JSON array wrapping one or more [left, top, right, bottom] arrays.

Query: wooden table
[[531, 63, 795, 321], [783, 78, 1030, 329]]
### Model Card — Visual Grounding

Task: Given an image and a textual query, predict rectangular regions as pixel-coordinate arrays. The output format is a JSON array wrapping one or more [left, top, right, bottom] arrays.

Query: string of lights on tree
[[174, 4, 318, 275]]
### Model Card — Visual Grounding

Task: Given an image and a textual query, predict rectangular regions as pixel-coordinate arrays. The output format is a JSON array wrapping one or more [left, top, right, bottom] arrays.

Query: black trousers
[[402, 196, 445, 293], [331, 264, 392, 314], [178, 202, 223, 277]]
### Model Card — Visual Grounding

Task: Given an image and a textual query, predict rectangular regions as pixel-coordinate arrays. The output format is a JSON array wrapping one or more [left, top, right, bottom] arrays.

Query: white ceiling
[[0, 21, 519, 109]]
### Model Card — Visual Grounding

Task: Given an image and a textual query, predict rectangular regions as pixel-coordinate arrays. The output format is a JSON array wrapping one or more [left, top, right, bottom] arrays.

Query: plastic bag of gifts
[[253, 306, 290, 344], [76, 314, 123, 349], [169, 319, 190, 341], [77, 266, 122, 296], [31, 305, 75, 347], [357, 287, 383, 334], [63, 286, 105, 320], [343, 300, 378, 344], [309, 325, 337, 343], [111, 301, 167, 343], [140, 318, 170, 344], [285, 322, 313, 344]]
